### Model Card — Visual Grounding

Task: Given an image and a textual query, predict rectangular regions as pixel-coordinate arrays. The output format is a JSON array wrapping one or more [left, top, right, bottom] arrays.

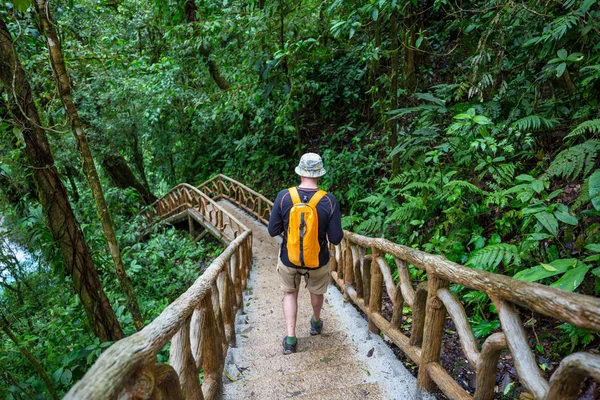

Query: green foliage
[[546, 140, 600, 180], [466, 244, 521, 272], [2, 0, 600, 393]]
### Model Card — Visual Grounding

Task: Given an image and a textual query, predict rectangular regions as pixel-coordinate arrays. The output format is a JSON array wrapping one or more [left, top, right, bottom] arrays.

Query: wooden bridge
[[65, 175, 600, 400]]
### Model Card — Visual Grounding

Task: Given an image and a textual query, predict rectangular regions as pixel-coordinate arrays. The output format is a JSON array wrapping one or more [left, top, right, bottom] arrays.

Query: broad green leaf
[[454, 113, 471, 120], [557, 49, 568, 59], [554, 209, 578, 225], [515, 174, 534, 183], [531, 179, 544, 193], [556, 62, 567, 77], [372, 8, 378, 21], [535, 212, 558, 235], [513, 258, 576, 282], [541, 263, 557, 272], [12, 0, 30, 12], [61, 369, 72, 385], [473, 115, 492, 125], [551, 264, 591, 292], [585, 243, 600, 252], [52, 367, 64, 383], [527, 233, 553, 241], [583, 254, 600, 262]]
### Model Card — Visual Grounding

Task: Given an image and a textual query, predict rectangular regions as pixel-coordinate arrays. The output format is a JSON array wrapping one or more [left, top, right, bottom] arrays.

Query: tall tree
[[0, 16, 124, 342], [389, 4, 400, 176], [185, 0, 230, 90], [1, 315, 59, 400], [33, 0, 145, 331]]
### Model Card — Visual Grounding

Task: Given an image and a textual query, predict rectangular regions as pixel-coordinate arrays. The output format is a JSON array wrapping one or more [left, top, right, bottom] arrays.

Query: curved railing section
[[199, 174, 273, 225], [203, 174, 600, 400], [65, 183, 253, 400]]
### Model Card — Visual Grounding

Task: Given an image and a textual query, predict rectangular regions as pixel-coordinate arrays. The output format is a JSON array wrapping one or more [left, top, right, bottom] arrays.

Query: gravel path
[[219, 200, 431, 400]]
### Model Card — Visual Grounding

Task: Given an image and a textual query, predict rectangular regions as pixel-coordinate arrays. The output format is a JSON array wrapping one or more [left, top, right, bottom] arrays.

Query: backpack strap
[[308, 190, 327, 208], [288, 187, 301, 205]]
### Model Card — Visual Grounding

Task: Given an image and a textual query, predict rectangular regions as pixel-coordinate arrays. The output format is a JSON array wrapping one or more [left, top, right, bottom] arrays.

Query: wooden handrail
[[202, 175, 600, 400], [65, 183, 253, 399]]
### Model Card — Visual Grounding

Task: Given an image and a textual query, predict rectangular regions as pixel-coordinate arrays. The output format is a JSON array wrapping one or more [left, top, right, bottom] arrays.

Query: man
[[268, 153, 343, 354]]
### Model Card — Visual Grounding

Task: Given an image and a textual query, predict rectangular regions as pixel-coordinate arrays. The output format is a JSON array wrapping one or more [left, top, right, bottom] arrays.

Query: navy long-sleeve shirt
[[268, 187, 343, 268]]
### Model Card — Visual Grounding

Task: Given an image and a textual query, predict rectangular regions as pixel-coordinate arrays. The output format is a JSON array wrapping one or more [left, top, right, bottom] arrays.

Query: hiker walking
[[268, 153, 343, 354]]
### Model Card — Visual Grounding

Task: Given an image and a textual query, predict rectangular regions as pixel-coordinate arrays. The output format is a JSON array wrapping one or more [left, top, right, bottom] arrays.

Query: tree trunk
[[101, 151, 158, 204], [402, 3, 418, 90], [185, 0, 230, 90], [34, 0, 145, 331], [131, 124, 151, 192], [1, 318, 60, 400], [390, 6, 400, 177], [64, 165, 80, 203], [0, 16, 124, 342]]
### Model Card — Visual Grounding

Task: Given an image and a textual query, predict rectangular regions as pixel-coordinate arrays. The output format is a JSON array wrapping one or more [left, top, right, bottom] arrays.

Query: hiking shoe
[[282, 337, 297, 355], [310, 317, 323, 335]]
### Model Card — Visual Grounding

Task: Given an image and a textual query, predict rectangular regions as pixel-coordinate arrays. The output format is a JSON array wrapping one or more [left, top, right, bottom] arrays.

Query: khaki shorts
[[277, 258, 330, 295]]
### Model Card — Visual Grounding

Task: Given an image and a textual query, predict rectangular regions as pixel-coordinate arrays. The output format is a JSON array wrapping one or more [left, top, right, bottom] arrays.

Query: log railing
[[64, 183, 253, 400], [202, 175, 600, 400], [199, 174, 273, 226]]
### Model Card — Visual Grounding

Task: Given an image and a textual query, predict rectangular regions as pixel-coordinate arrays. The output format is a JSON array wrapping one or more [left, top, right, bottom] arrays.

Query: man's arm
[[268, 190, 285, 237], [326, 194, 343, 245]]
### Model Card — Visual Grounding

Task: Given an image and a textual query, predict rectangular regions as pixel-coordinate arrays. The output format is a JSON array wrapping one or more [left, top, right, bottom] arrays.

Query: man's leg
[[310, 293, 324, 322], [307, 265, 329, 335], [283, 290, 299, 337]]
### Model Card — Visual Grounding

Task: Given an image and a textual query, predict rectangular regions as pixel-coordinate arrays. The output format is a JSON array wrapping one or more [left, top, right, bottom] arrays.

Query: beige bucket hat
[[295, 153, 327, 178]]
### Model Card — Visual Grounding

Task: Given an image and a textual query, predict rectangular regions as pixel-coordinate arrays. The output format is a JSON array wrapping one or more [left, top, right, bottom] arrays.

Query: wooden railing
[[65, 183, 253, 400], [202, 175, 600, 400], [199, 174, 273, 226]]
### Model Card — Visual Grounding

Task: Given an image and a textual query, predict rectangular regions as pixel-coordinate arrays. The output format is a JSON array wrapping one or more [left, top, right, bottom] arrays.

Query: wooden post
[[417, 273, 449, 392], [118, 359, 156, 399], [363, 254, 371, 307], [188, 214, 194, 236], [200, 290, 223, 400], [474, 333, 507, 400], [154, 363, 185, 400], [391, 281, 405, 328], [211, 283, 227, 352], [220, 270, 236, 348], [344, 240, 354, 301], [368, 247, 383, 334], [337, 241, 345, 281], [170, 317, 203, 400], [190, 305, 206, 371], [353, 246, 364, 299], [329, 244, 338, 273], [410, 282, 428, 347]]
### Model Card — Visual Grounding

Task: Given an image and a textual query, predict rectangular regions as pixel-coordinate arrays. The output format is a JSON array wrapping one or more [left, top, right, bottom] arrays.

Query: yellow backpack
[[286, 187, 327, 268]]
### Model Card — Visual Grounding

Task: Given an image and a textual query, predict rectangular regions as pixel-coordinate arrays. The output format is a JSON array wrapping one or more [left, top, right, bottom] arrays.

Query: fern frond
[[466, 244, 521, 271], [510, 115, 558, 132], [401, 181, 437, 193], [547, 139, 600, 180], [443, 180, 486, 195], [356, 216, 383, 234], [572, 179, 589, 210], [359, 194, 387, 207], [565, 119, 600, 139], [494, 163, 516, 184]]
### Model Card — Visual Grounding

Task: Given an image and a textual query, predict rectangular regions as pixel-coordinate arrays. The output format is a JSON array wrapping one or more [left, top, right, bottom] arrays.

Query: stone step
[[221, 362, 374, 400], [225, 343, 358, 382]]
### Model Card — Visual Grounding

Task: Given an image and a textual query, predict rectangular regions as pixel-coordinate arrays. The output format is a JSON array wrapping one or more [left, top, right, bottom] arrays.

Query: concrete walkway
[[219, 200, 430, 400]]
